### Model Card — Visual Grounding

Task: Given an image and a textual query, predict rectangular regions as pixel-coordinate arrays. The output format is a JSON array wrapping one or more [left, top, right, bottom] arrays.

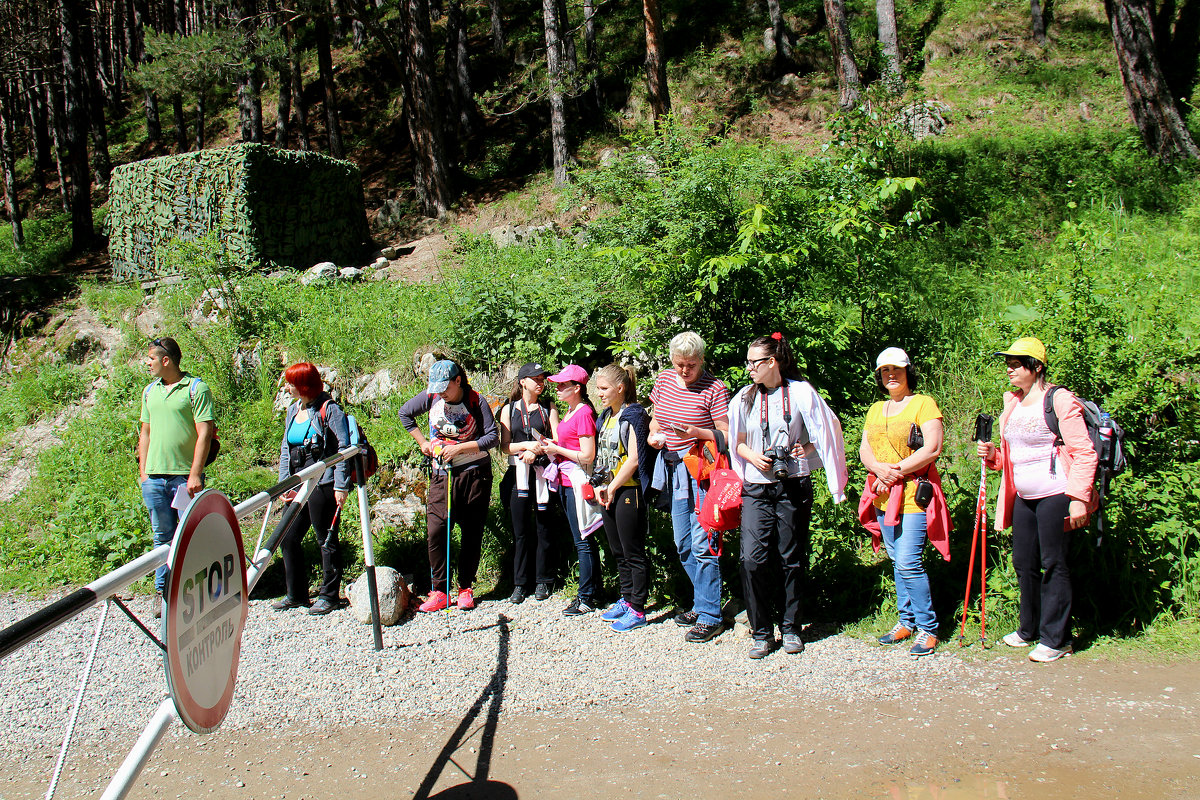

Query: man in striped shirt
[[648, 331, 731, 643]]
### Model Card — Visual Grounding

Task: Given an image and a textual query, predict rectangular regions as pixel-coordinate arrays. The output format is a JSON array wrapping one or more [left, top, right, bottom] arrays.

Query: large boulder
[[348, 567, 411, 626]]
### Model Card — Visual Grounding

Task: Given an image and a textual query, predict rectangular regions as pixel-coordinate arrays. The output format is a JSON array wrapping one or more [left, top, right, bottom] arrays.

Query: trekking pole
[[959, 414, 994, 647]]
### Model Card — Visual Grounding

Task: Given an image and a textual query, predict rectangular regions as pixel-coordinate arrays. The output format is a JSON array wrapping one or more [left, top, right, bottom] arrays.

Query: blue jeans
[[560, 485, 601, 604], [670, 460, 721, 626], [877, 510, 936, 634], [141, 475, 190, 592]]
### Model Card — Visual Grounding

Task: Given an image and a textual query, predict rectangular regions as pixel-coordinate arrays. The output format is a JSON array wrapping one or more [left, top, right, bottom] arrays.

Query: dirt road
[[3, 653, 1196, 799]]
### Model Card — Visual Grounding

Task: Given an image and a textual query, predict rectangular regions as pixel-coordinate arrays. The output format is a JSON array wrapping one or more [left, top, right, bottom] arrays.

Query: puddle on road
[[879, 776, 1012, 799]]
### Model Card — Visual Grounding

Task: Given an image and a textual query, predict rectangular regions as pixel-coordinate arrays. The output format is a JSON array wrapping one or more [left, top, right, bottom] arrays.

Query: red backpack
[[695, 433, 742, 555]]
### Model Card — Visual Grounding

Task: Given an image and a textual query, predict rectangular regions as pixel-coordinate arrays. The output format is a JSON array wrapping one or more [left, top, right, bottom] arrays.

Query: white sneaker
[[1028, 643, 1073, 662], [1002, 631, 1033, 648]]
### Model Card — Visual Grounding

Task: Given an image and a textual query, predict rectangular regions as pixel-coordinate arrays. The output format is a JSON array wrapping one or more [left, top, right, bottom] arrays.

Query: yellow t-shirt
[[864, 394, 942, 514]]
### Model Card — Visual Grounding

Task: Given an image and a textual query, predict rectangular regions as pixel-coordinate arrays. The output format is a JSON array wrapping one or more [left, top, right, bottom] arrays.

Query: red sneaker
[[456, 588, 475, 610], [419, 591, 450, 612]]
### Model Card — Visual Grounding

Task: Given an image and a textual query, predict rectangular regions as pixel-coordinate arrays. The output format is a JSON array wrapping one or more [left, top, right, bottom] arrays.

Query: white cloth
[[727, 379, 849, 503], [563, 462, 604, 537]]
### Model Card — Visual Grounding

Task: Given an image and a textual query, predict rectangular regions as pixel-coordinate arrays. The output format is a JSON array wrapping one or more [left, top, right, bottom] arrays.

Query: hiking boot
[[684, 621, 722, 643], [419, 591, 450, 612], [610, 608, 647, 633], [601, 599, 630, 621], [307, 597, 337, 616], [1002, 631, 1034, 648], [562, 597, 595, 617], [749, 638, 774, 659], [878, 623, 911, 645], [508, 587, 526, 604], [271, 596, 309, 611], [534, 583, 552, 601], [673, 610, 699, 628], [909, 630, 938, 657], [456, 588, 475, 610], [782, 633, 805, 655], [1028, 643, 1072, 662]]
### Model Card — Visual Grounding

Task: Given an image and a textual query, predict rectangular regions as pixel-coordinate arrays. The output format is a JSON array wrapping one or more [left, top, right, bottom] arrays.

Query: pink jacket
[[985, 387, 1099, 531], [857, 463, 952, 561]]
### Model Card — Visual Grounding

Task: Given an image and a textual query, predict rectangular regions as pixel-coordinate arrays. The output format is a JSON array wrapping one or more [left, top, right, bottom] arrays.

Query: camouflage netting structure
[[108, 143, 370, 280]]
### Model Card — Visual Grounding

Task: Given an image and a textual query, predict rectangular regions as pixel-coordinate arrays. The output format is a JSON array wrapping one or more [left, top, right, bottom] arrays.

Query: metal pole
[[99, 698, 176, 800], [350, 417, 383, 651]]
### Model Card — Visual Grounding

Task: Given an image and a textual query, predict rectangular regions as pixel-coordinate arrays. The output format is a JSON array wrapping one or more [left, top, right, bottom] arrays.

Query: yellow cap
[[995, 337, 1047, 364]]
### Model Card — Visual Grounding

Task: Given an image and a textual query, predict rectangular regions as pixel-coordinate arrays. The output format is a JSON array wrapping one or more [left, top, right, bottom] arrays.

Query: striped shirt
[[649, 369, 730, 451]]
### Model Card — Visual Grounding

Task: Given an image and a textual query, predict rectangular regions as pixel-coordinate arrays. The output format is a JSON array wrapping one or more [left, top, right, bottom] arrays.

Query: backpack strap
[[1042, 385, 1064, 446]]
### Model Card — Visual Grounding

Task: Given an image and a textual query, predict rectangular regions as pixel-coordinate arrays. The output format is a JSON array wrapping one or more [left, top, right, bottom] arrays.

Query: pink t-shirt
[[1005, 401, 1069, 500], [555, 404, 596, 487], [649, 369, 731, 451]]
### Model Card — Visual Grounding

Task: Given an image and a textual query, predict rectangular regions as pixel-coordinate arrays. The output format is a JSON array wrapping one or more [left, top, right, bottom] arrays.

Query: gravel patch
[[0, 591, 1026, 755]]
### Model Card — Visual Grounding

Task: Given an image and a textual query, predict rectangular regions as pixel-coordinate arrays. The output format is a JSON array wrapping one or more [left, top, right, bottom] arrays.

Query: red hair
[[284, 362, 323, 399]]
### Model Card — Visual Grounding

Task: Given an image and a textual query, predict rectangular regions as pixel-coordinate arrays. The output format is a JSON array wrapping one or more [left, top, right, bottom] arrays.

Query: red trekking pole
[[959, 414, 994, 647]]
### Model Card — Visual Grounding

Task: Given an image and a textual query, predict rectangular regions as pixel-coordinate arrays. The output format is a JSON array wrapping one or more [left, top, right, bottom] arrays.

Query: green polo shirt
[[140, 373, 216, 475]]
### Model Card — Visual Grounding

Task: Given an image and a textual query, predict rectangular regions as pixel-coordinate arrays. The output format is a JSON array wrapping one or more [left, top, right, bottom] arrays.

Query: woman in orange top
[[977, 338, 1098, 663]]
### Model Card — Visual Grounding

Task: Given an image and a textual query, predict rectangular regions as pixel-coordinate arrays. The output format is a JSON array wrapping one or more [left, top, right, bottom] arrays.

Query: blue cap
[[427, 360, 461, 394]]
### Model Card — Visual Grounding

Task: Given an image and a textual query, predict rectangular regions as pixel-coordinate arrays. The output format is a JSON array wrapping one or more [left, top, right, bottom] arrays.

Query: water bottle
[[1098, 411, 1113, 467]]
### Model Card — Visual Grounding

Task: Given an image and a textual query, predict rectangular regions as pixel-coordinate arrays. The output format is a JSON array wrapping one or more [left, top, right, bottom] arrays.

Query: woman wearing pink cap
[[540, 364, 601, 616], [977, 337, 1097, 662]]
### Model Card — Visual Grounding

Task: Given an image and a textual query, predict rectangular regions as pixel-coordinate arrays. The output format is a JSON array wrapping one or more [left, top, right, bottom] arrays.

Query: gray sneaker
[[782, 633, 805, 654], [749, 638, 774, 659]]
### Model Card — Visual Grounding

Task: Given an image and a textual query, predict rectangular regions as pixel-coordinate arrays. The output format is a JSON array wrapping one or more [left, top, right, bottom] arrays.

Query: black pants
[[600, 484, 649, 612], [427, 465, 493, 594], [1012, 493, 1073, 650], [508, 466, 556, 589], [280, 482, 342, 602], [739, 477, 813, 640]]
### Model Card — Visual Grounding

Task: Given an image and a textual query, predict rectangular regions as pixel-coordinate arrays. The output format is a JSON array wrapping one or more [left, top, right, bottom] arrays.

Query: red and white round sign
[[163, 489, 248, 734]]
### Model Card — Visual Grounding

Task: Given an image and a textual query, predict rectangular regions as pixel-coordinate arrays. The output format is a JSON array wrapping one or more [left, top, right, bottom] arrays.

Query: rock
[[380, 246, 398, 259], [301, 262, 338, 285], [267, 270, 290, 279], [732, 609, 751, 639], [375, 198, 404, 229], [599, 148, 619, 167], [347, 369, 397, 405], [370, 495, 425, 530], [894, 101, 951, 140], [233, 342, 263, 385], [763, 27, 776, 56], [340, 267, 365, 281], [489, 225, 518, 249], [60, 330, 104, 364], [194, 287, 228, 323], [373, 256, 389, 268], [348, 566, 411, 626]]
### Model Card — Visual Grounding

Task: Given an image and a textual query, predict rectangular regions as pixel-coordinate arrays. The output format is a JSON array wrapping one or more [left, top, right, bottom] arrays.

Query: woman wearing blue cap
[[400, 359, 499, 612], [977, 337, 1098, 662]]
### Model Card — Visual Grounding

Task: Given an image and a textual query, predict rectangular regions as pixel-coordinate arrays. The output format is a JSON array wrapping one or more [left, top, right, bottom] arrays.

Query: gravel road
[[1, 589, 1013, 754]]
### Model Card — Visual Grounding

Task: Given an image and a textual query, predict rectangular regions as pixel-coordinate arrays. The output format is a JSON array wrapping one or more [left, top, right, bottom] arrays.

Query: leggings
[[600, 485, 649, 612], [1011, 492, 1073, 650], [280, 482, 342, 602]]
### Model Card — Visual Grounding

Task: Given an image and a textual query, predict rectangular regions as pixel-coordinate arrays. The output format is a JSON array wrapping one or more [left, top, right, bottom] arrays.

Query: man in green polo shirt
[[137, 337, 216, 610]]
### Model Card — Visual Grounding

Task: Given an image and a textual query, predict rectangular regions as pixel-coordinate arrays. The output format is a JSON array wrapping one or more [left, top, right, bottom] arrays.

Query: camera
[[765, 445, 791, 480], [533, 454, 550, 468], [589, 469, 613, 487]]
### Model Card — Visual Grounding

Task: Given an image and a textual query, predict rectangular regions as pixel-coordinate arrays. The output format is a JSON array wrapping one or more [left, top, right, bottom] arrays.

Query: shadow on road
[[413, 613, 518, 800]]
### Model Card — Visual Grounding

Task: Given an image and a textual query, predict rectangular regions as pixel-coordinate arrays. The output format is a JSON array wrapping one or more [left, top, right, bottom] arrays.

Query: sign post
[[163, 490, 248, 734]]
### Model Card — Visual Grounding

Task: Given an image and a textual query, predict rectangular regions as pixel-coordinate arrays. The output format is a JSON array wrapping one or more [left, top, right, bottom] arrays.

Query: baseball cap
[[427, 359, 461, 393], [517, 362, 551, 381], [875, 347, 911, 370], [995, 337, 1047, 364], [547, 364, 589, 384]]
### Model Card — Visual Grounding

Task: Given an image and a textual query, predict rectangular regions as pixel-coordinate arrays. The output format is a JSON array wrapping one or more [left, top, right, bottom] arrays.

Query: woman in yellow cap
[[976, 338, 1098, 662]]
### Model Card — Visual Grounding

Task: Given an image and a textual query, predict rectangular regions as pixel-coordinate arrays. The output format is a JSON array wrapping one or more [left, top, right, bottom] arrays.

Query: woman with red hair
[[275, 362, 351, 615]]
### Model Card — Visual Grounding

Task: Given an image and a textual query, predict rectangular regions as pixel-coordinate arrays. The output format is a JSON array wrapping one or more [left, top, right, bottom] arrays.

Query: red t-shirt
[[649, 369, 731, 451], [555, 404, 596, 487]]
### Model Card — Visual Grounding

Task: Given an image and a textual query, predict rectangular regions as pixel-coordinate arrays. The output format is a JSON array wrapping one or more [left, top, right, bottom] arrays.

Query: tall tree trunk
[[876, 0, 901, 88], [236, 0, 264, 142], [166, 0, 187, 150], [47, 83, 71, 213], [290, 23, 310, 150], [543, 0, 569, 184], [1031, 0, 1049, 43], [823, 0, 862, 109], [401, 0, 451, 214], [60, 0, 97, 250], [583, 0, 601, 113], [487, 0, 506, 56], [276, 23, 292, 147], [314, 17, 344, 158], [444, 0, 476, 139], [0, 89, 24, 249], [195, 94, 206, 149], [21, 72, 53, 187], [767, 0, 797, 75], [130, 0, 161, 142], [1158, 0, 1200, 102], [1105, 0, 1199, 161], [642, 0, 670, 125], [555, 0, 578, 78], [80, 8, 113, 184]]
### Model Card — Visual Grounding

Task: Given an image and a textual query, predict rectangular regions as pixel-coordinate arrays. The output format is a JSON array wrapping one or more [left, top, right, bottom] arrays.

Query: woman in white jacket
[[728, 333, 849, 659]]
